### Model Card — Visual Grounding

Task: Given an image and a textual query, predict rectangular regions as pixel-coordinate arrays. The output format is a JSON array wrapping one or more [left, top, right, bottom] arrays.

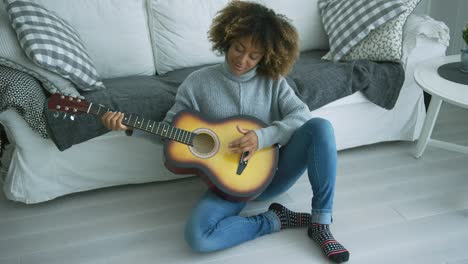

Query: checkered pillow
[[4, 0, 104, 91], [318, 0, 406, 61], [322, 0, 422, 62]]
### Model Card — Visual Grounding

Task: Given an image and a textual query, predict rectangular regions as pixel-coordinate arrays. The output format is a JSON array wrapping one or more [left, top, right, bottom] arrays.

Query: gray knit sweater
[[159, 61, 311, 150]]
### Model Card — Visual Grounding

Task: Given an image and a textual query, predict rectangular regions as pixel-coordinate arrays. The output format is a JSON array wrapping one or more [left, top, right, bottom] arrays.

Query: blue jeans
[[185, 118, 337, 252]]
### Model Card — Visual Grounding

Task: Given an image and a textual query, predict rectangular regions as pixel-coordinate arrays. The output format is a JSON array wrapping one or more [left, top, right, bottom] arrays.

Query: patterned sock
[[308, 224, 349, 263], [268, 203, 311, 229]]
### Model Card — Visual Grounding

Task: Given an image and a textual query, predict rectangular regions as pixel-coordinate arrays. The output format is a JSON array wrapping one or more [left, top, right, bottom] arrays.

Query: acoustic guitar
[[47, 94, 279, 201]]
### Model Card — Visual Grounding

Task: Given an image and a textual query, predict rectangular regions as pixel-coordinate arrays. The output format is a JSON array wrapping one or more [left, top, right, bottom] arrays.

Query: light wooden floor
[[1, 103, 467, 264]]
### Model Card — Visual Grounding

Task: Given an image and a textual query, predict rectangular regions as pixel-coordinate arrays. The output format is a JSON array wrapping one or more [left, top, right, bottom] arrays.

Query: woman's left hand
[[229, 125, 258, 161]]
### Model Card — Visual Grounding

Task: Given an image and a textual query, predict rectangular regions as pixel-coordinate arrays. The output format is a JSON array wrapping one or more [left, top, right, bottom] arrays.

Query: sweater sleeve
[[162, 74, 197, 124], [254, 79, 310, 150]]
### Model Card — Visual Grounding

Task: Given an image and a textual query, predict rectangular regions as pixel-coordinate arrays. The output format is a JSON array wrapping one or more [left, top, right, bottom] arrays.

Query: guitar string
[[89, 108, 224, 150]]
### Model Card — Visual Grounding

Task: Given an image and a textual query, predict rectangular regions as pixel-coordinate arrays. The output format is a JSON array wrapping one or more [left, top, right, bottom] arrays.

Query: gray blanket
[[2, 50, 405, 151], [287, 51, 404, 110]]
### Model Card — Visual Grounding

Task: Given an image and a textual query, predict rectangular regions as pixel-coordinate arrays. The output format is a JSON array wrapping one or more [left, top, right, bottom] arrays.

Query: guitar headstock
[[47, 93, 90, 115]]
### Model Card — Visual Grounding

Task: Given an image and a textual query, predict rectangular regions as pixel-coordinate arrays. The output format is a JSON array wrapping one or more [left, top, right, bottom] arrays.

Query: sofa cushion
[[147, 0, 330, 75], [33, 0, 155, 79], [318, 0, 405, 61], [4, 0, 105, 91], [323, 0, 422, 62], [146, 0, 229, 75], [250, 0, 329, 51], [0, 1, 79, 96]]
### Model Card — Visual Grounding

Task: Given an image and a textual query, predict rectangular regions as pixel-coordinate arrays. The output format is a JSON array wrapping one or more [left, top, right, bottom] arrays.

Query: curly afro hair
[[208, 1, 299, 79]]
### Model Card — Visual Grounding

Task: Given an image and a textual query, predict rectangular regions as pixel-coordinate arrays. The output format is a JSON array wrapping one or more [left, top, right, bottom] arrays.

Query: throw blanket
[[287, 50, 404, 111], [1, 51, 405, 151], [0, 65, 48, 138]]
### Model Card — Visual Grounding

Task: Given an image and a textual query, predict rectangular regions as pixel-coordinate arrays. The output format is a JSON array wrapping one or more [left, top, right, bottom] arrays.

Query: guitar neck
[[87, 103, 195, 146]]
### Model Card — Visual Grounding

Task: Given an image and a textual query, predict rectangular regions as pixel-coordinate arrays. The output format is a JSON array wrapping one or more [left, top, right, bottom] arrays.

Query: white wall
[[417, 0, 468, 55]]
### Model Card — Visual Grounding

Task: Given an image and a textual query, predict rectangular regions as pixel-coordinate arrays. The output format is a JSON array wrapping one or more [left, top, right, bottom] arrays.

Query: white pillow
[[250, 0, 329, 51], [146, 0, 229, 75], [34, 0, 155, 79]]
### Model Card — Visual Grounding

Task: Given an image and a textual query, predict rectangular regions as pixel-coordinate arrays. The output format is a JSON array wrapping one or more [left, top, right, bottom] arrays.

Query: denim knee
[[184, 222, 215, 253], [302, 118, 333, 134], [301, 118, 334, 139], [300, 118, 336, 151]]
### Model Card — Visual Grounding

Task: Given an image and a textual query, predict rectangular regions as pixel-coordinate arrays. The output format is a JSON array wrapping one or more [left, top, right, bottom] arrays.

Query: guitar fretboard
[[88, 103, 195, 146]]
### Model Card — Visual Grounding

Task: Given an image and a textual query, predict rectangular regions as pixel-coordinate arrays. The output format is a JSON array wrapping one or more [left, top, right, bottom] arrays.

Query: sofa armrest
[[402, 14, 450, 68]]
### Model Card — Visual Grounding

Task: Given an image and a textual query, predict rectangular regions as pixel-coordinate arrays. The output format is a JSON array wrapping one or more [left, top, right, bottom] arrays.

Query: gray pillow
[[323, 0, 422, 62], [4, 0, 105, 91], [0, 1, 79, 96], [318, 0, 406, 61]]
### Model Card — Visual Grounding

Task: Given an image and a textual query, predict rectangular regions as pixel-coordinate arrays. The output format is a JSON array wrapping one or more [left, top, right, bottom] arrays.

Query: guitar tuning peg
[[53, 112, 60, 118], [70, 115, 75, 121]]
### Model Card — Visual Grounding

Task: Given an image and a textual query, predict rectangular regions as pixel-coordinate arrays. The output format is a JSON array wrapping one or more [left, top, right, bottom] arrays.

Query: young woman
[[101, 2, 349, 263]]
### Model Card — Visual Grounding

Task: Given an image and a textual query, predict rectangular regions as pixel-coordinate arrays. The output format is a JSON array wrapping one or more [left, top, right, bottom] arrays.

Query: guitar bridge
[[236, 151, 249, 175]]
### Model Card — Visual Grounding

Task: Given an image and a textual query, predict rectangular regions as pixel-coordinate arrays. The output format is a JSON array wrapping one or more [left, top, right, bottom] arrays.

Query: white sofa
[[0, 0, 449, 203]]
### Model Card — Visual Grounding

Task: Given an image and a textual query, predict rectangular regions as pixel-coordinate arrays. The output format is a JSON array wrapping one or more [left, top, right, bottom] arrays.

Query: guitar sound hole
[[192, 133, 216, 155]]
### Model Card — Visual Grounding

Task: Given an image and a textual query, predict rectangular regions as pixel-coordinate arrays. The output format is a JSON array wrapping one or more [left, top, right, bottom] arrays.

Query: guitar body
[[164, 110, 279, 201]]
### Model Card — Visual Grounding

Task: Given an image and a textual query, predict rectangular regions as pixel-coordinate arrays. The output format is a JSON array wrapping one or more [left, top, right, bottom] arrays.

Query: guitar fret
[[183, 130, 188, 144], [189, 133, 194, 145], [173, 128, 177, 141], [169, 127, 174, 140], [92, 105, 98, 115], [87, 103, 93, 114], [187, 131, 191, 145], [138, 118, 142, 129], [175, 128, 180, 142], [127, 114, 131, 126], [162, 123, 167, 137], [178, 129, 183, 143]]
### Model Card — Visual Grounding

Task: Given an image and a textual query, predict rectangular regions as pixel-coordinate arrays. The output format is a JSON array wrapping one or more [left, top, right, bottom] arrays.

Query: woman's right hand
[[101, 111, 131, 131]]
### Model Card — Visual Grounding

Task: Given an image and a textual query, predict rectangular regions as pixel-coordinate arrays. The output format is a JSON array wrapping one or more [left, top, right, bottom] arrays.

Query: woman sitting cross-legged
[[101, 1, 349, 263]]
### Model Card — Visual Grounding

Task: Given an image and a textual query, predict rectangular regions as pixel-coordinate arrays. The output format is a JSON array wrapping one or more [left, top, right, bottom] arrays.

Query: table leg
[[414, 95, 442, 158]]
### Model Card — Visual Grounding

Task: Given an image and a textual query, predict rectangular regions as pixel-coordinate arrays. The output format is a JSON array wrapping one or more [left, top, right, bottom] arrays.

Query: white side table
[[414, 55, 468, 158]]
